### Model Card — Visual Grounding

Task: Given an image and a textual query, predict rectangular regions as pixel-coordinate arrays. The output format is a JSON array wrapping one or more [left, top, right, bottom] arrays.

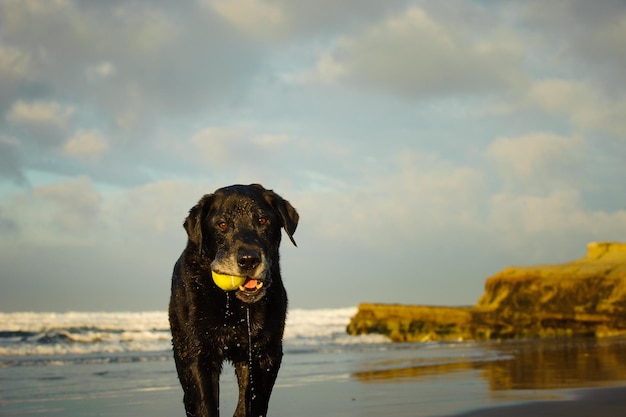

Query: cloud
[[85, 61, 117, 82], [0, 0, 625, 311], [487, 132, 585, 189], [0, 207, 18, 236], [6, 100, 74, 128], [251, 133, 291, 149], [0, 176, 103, 247], [289, 6, 527, 98], [297, 149, 486, 246], [63, 129, 109, 159], [0, 0, 266, 132], [0, 0, 279, 185], [284, 52, 347, 85], [0, 43, 32, 117], [290, 134, 624, 264], [0, 136, 26, 184], [0, 175, 201, 247], [0, 43, 31, 79], [32, 176, 102, 233], [521, 0, 626, 91], [207, 0, 286, 39], [103, 180, 206, 241], [4, 100, 74, 150], [190, 127, 250, 168], [206, 0, 410, 41], [190, 127, 298, 168], [529, 79, 626, 136], [185, 125, 363, 196], [488, 189, 626, 255]]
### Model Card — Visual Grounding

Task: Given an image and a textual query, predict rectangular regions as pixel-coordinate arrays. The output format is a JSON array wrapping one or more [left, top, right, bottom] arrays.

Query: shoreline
[[4, 336, 626, 416], [5, 372, 626, 417]]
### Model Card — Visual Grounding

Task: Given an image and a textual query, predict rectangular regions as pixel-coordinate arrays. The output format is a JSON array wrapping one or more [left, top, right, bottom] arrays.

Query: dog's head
[[183, 184, 298, 303]]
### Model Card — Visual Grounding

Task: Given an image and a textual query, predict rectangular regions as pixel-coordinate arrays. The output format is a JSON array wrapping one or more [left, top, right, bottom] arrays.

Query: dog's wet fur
[[169, 184, 298, 417]]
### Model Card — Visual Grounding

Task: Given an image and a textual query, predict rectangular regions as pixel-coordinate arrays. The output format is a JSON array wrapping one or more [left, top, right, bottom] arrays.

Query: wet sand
[[4, 371, 626, 417], [4, 336, 626, 416], [450, 385, 626, 417]]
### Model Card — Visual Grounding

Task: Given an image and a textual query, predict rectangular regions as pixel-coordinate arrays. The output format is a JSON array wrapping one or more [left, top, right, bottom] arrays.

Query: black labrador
[[169, 184, 298, 417]]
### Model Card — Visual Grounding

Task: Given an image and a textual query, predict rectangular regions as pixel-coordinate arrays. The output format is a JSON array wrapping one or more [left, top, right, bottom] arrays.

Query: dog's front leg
[[234, 361, 251, 417], [182, 358, 222, 417], [233, 352, 282, 417]]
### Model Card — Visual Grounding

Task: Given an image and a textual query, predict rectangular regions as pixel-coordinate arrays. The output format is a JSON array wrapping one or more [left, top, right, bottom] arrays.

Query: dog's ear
[[183, 193, 214, 256], [261, 188, 299, 247]]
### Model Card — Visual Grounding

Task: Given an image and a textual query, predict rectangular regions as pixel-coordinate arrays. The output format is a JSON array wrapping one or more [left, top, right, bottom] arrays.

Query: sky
[[1, 0, 625, 312]]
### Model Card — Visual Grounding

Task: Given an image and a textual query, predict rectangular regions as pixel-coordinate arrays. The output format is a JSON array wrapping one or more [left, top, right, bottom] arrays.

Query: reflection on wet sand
[[353, 336, 626, 391]]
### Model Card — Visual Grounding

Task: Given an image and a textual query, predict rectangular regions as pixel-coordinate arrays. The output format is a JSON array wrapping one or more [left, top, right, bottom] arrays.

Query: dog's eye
[[217, 222, 228, 231], [258, 217, 268, 226]]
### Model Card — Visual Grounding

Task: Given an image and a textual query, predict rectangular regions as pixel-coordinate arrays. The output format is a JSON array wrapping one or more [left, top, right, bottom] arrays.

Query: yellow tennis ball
[[211, 271, 246, 291]]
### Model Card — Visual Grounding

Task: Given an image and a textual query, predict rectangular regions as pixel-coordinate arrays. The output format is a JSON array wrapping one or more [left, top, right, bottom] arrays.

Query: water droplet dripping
[[246, 306, 254, 415], [225, 292, 232, 317]]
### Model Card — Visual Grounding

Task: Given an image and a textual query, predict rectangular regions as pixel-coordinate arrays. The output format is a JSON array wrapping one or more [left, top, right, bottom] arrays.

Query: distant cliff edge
[[347, 242, 626, 341]]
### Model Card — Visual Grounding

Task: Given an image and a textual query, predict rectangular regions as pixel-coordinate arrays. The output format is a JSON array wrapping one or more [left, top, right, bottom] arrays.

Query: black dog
[[169, 184, 298, 417]]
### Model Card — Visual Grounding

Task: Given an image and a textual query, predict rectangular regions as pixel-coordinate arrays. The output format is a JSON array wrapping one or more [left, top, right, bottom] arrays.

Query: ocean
[[2, 308, 626, 417], [0, 308, 388, 365]]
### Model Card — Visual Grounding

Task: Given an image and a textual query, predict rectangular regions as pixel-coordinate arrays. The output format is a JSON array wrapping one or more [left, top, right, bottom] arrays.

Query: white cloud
[[290, 7, 526, 97], [283, 52, 347, 85], [1, 0, 625, 311], [521, 0, 626, 90], [6, 100, 74, 128], [125, 9, 176, 53], [296, 139, 626, 265], [0, 44, 31, 79], [0, 176, 103, 245], [63, 129, 109, 158], [488, 189, 626, 253], [487, 132, 585, 187], [6, 176, 243, 256], [529, 79, 626, 135], [297, 150, 486, 245], [190, 127, 243, 165], [0, 136, 24, 183], [103, 179, 206, 239], [85, 61, 117, 82], [0, 0, 267, 134], [251, 134, 291, 149], [490, 190, 581, 235], [33, 176, 102, 232], [1, 176, 201, 247], [207, 0, 286, 39], [190, 127, 297, 168]]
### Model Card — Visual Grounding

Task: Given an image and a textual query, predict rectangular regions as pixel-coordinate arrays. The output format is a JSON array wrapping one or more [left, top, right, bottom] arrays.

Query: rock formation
[[347, 242, 626, 342]]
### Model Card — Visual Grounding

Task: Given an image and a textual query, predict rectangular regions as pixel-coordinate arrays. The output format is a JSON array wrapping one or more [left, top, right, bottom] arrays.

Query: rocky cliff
[[347, 242, 626, 341]]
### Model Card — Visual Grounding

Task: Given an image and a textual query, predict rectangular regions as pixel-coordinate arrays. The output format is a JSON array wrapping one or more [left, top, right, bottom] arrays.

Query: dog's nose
[[237, 249, 261, 271]]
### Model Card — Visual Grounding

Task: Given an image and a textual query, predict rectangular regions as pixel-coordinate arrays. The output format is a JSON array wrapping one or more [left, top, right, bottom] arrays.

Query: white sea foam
[[284, 307, 389, 348], [0, 307, 390, 361], [0, 311, 168, 333]]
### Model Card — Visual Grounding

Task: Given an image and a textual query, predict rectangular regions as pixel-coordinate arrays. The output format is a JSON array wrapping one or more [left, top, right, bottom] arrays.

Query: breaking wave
[[0, 308, 389, 366]]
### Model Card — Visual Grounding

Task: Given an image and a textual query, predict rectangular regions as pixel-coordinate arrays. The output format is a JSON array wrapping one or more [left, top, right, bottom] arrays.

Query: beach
[[4, 360, 626, 417], [2, 309, 626, 416]]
